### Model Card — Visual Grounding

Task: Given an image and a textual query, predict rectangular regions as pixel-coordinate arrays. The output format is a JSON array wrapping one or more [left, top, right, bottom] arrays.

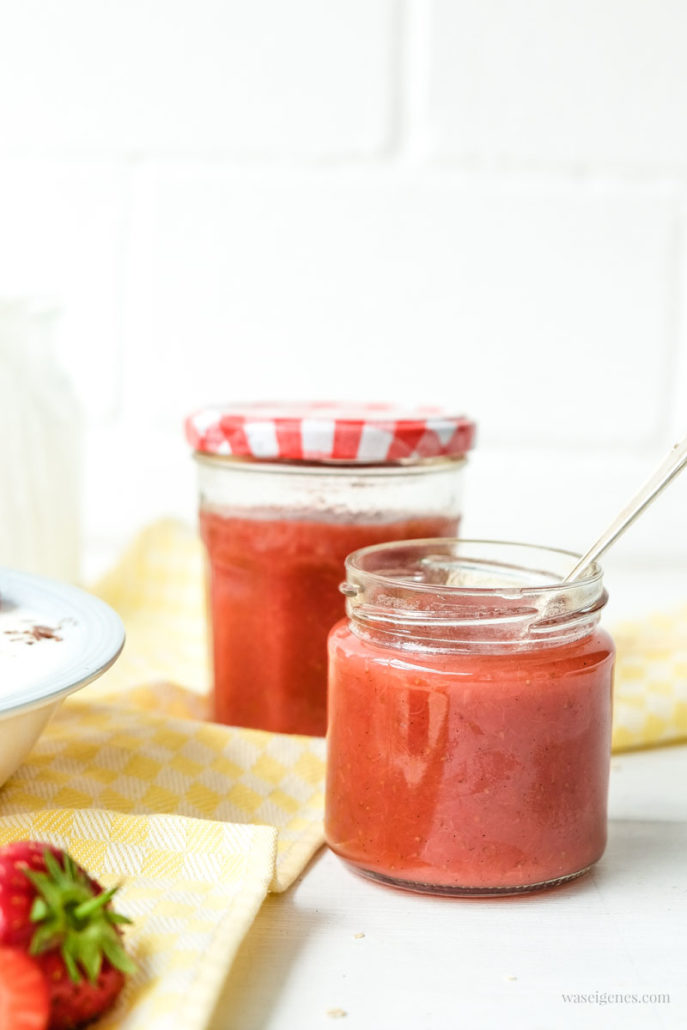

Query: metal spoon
[[564, 434, 687, 582]]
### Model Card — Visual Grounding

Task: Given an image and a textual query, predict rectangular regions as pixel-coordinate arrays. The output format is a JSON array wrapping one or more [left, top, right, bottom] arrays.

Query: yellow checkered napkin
[[612, 606, 687, 751], [1, 699, 325, 892], [0, 699, 326, 1029], [0, 811, 276, 1030], [90, 519, 210, 697]]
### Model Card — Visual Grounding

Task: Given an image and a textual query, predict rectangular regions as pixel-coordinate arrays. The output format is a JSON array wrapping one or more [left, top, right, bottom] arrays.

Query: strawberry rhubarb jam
[[186, 403, 476, 735], [325, 540, 615, 895], [200, 510, 458, 735]]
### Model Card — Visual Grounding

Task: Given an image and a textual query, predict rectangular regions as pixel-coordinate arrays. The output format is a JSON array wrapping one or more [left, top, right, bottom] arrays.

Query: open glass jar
[[186, 403, 476, 735], [325, 539, 615, 895]]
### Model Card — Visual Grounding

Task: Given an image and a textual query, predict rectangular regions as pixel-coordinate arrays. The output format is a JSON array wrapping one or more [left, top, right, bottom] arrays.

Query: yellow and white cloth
[[612, 609, 687, 751], [0, 700, 326, 1030], [1, 519, 686, 1028]]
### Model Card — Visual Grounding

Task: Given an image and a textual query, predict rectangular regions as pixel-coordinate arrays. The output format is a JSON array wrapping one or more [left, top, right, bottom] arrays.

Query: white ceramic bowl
[[0, 568, 125, 788]]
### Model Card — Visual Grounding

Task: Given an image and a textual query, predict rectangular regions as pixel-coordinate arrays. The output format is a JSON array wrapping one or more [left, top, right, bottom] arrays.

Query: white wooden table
[[210, 566, 687, 1030]]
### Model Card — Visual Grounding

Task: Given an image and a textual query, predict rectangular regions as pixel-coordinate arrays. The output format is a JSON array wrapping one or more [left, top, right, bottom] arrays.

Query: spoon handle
[[564, 435, 687, 582]]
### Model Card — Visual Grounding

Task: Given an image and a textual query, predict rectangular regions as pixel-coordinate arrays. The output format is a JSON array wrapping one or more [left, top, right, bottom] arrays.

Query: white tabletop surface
[[209, 566, 687, 1030], [209, 744, 686, 1030]]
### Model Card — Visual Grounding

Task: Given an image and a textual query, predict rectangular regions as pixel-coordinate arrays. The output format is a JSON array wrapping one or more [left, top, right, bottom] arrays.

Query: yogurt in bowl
[[0, 569, 124, 787]]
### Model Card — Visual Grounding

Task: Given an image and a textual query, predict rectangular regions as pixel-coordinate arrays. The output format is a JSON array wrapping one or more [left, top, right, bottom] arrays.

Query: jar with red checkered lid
[[185, 402, 476, 735]]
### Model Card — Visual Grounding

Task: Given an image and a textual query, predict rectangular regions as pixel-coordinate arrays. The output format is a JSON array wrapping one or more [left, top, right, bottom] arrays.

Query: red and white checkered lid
[[185, 402, 476, 464]]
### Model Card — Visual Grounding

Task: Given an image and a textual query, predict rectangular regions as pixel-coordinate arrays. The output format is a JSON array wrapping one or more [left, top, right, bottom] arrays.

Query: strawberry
[[37, 950, 125, 1030], [0, 841, 135, 1029], [0, 843, 88, 948], [0, 946, 50, 1030]]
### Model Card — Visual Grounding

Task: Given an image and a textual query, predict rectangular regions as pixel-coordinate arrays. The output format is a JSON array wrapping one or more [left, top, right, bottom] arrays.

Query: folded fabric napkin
[[612, 608, 687, 750], [0, 699, 326, 1030], [89, 519, 210, 698]]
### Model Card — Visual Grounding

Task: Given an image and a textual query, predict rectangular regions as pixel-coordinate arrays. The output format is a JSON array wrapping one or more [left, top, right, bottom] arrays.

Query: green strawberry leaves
[[23, 849, 136, 984]]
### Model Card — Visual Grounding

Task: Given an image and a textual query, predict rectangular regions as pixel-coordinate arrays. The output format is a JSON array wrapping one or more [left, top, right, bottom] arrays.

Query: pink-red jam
[[326, 620, 614, 893], [201, 512, 459, 735]]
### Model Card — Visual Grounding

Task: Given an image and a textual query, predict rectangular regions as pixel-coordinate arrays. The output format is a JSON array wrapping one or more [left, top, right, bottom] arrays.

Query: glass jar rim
[[342, 539, 608, 650], [344, 538, 602, 596]]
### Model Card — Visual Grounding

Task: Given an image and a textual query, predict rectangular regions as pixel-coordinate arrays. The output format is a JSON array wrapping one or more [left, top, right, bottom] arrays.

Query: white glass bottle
[[0, 300, 81, 581]]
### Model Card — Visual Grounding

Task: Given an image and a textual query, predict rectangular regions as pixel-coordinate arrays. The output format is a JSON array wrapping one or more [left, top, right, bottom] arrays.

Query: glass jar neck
[[343, 540, 608, 654], [194, 453, 466, 522]]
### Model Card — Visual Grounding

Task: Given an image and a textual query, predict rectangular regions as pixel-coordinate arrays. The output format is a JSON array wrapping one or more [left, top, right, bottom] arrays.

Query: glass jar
[[186, 403, 476, 736], [326, 539, 615, 895]]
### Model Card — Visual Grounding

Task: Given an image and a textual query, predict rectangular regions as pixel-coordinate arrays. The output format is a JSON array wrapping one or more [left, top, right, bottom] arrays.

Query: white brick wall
[[1, 0, 686, 575], [430, 0, 687, 169], [124, 167, 676, 447], [0, 1, 394, 157]]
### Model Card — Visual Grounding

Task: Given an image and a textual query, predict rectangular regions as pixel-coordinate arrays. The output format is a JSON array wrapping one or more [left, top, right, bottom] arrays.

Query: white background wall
[[1, 0, 686, 585]]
